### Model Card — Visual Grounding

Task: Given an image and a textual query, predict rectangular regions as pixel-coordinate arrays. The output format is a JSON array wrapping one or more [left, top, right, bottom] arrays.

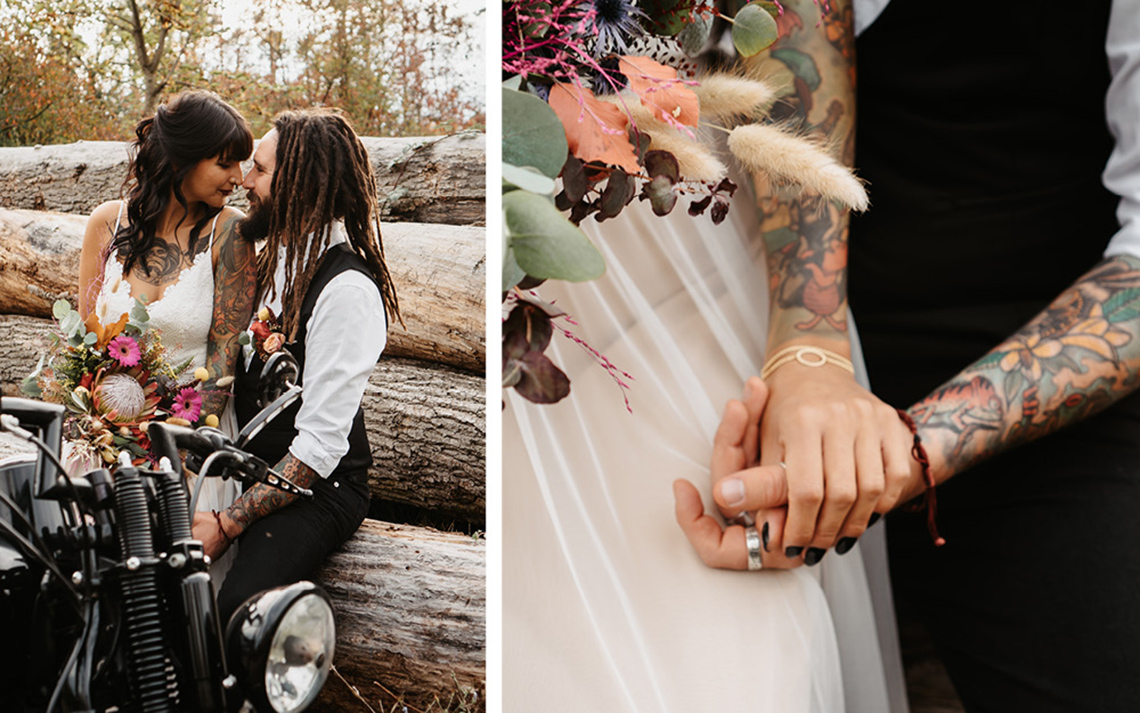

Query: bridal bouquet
[[21, 298, 209, 470], [502, 0, 866, 406]]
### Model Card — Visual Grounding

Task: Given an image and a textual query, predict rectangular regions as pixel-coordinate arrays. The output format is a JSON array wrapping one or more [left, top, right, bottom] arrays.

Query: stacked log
[[0, 135, 486, 709]]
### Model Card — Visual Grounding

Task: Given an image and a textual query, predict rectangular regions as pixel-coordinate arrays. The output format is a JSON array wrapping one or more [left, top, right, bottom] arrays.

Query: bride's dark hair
[[113, 90, 253, 275]]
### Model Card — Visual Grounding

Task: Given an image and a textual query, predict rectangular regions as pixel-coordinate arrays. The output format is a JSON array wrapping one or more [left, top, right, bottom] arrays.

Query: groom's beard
[[238, 194, 272, 243]]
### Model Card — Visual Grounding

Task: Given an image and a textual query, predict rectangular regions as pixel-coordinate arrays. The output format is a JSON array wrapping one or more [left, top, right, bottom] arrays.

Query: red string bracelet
[[212, 509, 235, 546], [896, 409, 946, 547]]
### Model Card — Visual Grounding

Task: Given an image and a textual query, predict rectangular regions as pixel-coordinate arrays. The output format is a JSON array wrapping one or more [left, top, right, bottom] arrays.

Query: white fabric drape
[[504, 183, 907, 711]]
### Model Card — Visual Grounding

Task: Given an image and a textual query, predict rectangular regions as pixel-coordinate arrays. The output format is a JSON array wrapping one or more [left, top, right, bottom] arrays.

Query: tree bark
[[0, 316, 485, 521], [0, 209, 485, 371], [311, 520, 485, 712], [0, 134, 485, 226], [364, 358, 485, 523]]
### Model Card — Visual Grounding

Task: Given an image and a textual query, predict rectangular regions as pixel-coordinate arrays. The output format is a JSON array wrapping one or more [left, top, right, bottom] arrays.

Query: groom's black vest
[[234, 244, 379, 483]]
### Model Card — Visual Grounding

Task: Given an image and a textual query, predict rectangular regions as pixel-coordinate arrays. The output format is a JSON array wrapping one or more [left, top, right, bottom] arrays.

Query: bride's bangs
[[215, 119, 253, 164]]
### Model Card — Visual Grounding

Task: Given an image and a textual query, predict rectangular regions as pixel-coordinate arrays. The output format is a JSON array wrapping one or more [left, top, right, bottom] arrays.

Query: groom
[[192, 108, 400, 621]]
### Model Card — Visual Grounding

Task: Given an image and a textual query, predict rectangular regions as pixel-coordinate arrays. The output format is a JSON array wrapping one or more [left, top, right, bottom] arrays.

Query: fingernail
[[835, 537, 857, 555], [868, 512, 882, 528], [804, 548, 826, 566], [761, 521, 771, 552], [785, 546, 803, 558], [719, 478, 745, 507]]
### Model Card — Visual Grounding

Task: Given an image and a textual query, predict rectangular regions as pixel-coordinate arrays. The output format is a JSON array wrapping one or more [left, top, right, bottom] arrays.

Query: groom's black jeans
[[215, 471, 370, 625]]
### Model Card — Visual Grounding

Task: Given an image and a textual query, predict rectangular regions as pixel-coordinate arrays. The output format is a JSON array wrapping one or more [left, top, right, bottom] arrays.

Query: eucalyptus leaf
[[83, 331, 98, 346], [502, 75, 523, 91], [504, 190, 605, 282], [503, 87, 569, 179], [732, 3, 779, 57], [130, 299, 150, 323], [679, 14, 711, 56], [52, 299, 71, 321], [503, 163, 557, 195], [503, 246, 528, 292], [60, 311, 81, 337]]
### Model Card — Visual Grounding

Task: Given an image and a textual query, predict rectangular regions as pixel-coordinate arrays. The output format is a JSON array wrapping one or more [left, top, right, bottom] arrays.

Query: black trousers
[[216, 472, 369, 625], [887, 394, 1140, 713]]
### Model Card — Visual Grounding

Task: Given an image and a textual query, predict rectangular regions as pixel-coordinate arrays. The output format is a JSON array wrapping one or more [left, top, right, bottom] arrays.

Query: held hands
[[673, 378, 804, 570], [754, 363, 917, 561], [675, 371, 930, 570]]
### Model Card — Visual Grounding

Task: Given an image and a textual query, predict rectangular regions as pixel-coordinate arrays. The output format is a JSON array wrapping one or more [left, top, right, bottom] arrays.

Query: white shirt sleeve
[[288, 270, 387, 478], [1103, 0, 1140, 259]]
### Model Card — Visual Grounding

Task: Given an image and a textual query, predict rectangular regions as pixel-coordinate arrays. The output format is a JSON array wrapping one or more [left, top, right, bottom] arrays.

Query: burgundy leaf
[[688, 194, 712, 216], [643, 150, 680, 183], [514, 351, 572, 404], [596, 169, 635, 221]]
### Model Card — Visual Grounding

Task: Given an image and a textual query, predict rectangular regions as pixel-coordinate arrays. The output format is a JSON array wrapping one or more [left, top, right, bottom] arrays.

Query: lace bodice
[[92, 205, 218, 376]]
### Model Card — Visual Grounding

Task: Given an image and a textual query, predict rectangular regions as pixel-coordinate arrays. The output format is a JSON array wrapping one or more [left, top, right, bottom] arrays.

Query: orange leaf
[[619, 55, 700, 128], [548, 83, 640, 173], [86, 312, 129, 350]]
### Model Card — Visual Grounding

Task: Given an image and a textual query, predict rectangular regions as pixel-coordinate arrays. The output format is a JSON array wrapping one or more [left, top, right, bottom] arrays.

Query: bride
[[76, 90, 257, 575], [503, 1, 909, 710]]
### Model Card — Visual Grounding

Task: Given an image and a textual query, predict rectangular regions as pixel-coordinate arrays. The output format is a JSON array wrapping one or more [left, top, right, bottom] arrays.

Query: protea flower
[[91, 370, 159, 423]]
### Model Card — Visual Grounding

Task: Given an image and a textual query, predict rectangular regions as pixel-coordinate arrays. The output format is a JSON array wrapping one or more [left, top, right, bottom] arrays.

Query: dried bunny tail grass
[[728, 123, 868, 212], [694, 74, 777, 121], [617, 98, 728, 183]]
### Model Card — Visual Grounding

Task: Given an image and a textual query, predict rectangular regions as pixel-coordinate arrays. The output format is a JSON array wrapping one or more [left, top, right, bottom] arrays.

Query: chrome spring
[[113, 467, 177, 713]]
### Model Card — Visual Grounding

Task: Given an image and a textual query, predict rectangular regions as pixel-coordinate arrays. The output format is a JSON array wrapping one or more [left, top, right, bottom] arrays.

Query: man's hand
[[674, 377, 805, 570], [192, 510, 236, 561]]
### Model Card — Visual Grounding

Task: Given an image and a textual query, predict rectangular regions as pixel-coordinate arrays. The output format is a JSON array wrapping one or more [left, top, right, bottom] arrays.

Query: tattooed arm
[[901, 257, 1140, 496], [730, 0, 913, 562], [201, 208, 257, 419], [192, 453, 318, 559]]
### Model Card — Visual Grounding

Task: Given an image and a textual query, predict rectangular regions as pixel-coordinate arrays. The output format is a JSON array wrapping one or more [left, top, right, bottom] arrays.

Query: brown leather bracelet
[[211, 509, 235, 545], [896, 408, 946, 547]]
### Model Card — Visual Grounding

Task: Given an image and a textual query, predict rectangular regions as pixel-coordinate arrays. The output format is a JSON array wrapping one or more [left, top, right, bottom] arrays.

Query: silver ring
[[745, 525, 764, 571], [778, 461, 787, 470], [726, 511, 756, 528]]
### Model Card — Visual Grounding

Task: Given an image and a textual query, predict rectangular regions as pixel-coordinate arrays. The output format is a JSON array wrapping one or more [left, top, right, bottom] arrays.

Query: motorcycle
[[0, 352, 333, 713]]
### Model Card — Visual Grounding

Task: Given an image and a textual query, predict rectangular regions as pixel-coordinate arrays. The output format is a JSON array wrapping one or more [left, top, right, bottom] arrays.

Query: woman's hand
[[753, 361, 916, 562], [673, 377, 803, 570]]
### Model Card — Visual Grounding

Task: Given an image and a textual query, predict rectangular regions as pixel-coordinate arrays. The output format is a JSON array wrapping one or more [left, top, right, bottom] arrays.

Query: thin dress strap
[[208, 211, 222, 249], [113, 200, 125, 234]]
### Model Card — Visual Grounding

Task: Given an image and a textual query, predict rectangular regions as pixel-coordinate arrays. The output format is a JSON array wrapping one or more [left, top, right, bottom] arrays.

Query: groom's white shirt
[[244, 221, 387, 478]]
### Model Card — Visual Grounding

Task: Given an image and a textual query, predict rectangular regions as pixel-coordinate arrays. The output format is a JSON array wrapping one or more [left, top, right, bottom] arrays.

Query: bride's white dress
[[93, 202, 242, 576], [504, 190, 909, 711]]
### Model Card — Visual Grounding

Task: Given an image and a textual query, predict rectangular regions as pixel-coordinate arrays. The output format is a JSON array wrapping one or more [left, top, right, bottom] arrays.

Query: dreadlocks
[[256, 108, 401, 340]]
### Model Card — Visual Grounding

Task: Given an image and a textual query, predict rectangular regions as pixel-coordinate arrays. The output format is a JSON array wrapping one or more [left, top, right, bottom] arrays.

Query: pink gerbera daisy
[[108, 335, 142, 367], [171, 387, 202, 423]]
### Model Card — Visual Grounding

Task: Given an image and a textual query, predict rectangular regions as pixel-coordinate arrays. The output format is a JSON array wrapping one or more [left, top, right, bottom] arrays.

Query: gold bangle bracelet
[[760, 345, 855, 381]]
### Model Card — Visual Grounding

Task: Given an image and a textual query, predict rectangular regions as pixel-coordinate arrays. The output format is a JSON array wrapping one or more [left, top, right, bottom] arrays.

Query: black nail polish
[[785, 546, 803, 558], [804, 548, 826, 566], [868, 512, 882, 528], [761, 521, 771, 552], [835, 537, 857, 555]]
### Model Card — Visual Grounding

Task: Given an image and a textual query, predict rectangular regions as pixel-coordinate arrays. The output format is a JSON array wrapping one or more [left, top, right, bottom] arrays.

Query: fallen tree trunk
[[0, 133, 485, 226], [0, 315, 485, 522], [0, 208, 485, 371], [312, 520, 486, 712]]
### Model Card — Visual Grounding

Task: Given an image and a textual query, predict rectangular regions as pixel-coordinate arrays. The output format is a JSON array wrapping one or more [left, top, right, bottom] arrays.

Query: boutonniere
[[240, 306, 288, 360]]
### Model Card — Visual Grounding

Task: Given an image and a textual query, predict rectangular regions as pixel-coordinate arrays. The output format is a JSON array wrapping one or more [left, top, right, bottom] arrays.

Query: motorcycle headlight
[[226, 581, 336, 713]]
